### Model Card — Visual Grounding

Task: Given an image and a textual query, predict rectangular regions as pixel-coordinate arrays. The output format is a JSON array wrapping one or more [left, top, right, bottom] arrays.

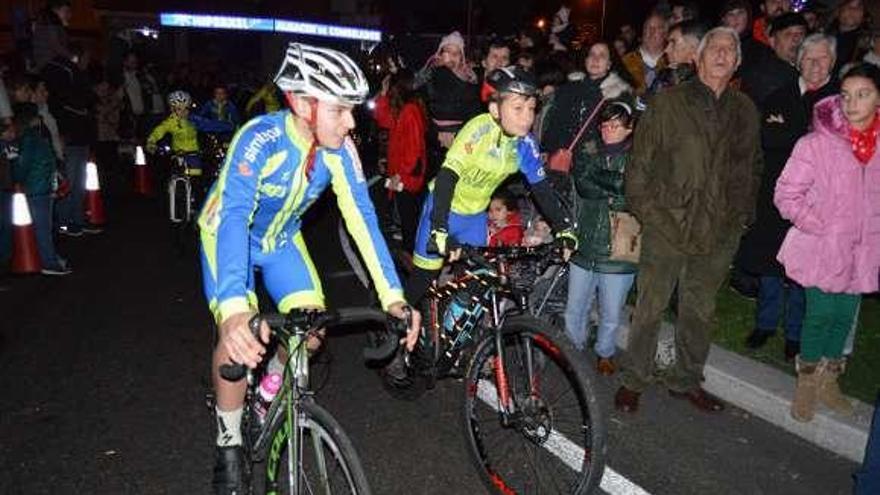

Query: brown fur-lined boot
[[791, 356, 821, 423], [818, 358, 854, 415]]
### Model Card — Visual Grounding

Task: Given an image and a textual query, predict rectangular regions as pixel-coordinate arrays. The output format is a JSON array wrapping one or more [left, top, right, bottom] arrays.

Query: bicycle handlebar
[[451, 243, 565, 271], [219, 307, 389, 382]]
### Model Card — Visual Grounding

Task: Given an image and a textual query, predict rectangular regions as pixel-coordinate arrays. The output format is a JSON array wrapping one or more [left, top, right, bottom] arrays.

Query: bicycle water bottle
[[443, 292, 470, 334], [253, 372, 282, 422]]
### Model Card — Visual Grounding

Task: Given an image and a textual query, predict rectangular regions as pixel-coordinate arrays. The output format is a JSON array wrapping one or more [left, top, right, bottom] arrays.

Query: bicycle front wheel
[[263, 400, 371, 495], [462, 315, 606, 494]]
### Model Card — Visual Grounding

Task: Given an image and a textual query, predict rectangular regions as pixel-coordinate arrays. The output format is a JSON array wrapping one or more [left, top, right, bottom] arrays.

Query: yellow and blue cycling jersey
[[199, 110, 404, 324], [147, 114, 200, 154], [440, 113, 545, 215], [413, 113, 547, 270]]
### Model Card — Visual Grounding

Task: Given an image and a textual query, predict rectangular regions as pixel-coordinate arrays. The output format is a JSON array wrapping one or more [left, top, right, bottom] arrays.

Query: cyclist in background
[[197, 84, 241, 130], [146, 90, 233, 177], [198, 43, 420, 494], [245, 76, 282, 117]]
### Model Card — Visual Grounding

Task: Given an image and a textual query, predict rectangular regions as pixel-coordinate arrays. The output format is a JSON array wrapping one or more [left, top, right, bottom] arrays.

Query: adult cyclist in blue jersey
[[198, 43, 421, 494]]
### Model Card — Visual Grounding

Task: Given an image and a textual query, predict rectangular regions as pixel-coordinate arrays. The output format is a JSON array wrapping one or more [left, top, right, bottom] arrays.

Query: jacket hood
[[813, 94, 880, 143], [600, 72, 632, 99]]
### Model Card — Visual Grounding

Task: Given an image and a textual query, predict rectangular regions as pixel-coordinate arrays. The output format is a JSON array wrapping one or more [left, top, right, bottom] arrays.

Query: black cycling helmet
[[486, 66, 539, 99]]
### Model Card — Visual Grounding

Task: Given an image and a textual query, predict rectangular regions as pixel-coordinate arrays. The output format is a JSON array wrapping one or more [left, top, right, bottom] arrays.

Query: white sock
[[215, 406, 243, 447], [268, 353, 284, 376]]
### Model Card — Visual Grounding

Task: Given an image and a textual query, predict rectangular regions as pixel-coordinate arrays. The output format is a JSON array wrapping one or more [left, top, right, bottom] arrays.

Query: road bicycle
[[365, 244, 607, 494], [220, 307, 404, 494]]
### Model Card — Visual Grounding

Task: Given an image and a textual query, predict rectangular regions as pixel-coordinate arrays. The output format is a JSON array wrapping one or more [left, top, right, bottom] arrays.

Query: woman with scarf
[[414, 31, 481, 181], [775, 63, 880, 422]]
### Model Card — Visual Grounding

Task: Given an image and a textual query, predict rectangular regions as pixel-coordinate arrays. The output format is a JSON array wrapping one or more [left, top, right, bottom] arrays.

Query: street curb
[[614, 308, 872, 463]]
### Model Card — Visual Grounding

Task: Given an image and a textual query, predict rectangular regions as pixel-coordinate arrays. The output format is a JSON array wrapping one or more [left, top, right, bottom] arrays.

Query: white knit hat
[[438, 31, 466, 54]]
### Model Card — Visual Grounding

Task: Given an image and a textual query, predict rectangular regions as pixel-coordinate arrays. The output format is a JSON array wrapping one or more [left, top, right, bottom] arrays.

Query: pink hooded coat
[[775, 95, 880, 294]]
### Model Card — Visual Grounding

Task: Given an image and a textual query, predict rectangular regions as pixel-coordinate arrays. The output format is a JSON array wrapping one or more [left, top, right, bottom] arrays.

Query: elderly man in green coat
[[615, 26, 763, 414]]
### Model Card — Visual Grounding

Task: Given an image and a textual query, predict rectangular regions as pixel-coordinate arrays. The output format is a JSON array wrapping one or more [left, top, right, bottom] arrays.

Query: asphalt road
[[0, 191, 860, 494]]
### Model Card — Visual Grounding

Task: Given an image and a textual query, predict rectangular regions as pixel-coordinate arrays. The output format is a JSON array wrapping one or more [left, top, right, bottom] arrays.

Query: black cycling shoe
[[383, 350, 408, 382], [212, 445, 245, 495]]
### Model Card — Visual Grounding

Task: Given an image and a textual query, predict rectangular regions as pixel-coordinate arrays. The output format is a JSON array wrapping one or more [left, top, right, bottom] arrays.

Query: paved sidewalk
[[615, 307, 872, 462]]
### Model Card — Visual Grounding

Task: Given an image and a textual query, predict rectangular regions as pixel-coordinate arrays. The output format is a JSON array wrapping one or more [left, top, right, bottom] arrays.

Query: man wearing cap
[[616, 27, 763, 415], [740, 12, 808, 110]]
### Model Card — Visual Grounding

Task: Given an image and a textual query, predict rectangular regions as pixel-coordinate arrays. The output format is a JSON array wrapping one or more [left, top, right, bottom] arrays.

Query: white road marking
[[476, 379, 651, 495]]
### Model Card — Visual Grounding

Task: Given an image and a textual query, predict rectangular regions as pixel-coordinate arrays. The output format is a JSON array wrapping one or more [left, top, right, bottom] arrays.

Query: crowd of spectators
[[352, 1, 878, 430]]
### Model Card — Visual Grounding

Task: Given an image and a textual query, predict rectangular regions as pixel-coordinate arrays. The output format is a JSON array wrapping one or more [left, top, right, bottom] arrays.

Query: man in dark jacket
[[740, 12, 807, 110], [735, 33, 839, 361], [540, 77, 604, 154], [616, 27, 763, 414], [41, 42, 97, 236], [649, 18, 707, 94]]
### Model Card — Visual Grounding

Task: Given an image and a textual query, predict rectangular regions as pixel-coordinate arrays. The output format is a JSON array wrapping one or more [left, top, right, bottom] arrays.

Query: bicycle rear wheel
[[462, 315, 606, 495], [263, 400, 371, 495]]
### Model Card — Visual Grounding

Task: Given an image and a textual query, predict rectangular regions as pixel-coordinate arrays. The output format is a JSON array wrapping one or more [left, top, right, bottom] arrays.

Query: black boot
[[745, 329, 773, 349], [213, 446, 245, 495]]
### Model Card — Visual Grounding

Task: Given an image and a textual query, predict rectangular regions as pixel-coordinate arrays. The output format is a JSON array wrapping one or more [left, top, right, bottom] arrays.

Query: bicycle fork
[[489, 293, 540, 427], [488, 292, 517, 425]]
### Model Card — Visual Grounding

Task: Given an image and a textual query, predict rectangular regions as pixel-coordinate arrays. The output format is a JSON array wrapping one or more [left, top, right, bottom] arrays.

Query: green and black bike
[[219, 307, 405, 494]]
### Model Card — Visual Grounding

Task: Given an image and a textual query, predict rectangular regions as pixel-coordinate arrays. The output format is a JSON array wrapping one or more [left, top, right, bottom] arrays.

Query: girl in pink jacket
[[775, 64, 880, 423]]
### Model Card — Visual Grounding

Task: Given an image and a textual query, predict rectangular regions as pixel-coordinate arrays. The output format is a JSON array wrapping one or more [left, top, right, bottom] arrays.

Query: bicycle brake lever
[[218, 316, 263, 382]]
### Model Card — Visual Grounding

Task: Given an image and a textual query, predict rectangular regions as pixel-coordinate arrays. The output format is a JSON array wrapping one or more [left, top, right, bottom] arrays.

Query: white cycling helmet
[[167, 90, 192, 109], [274, 43, 369, 106]]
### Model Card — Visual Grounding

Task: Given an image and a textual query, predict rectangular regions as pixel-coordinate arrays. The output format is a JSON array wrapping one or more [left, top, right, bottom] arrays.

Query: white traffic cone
[[133, 145, 154, 196], [84, 160, 106, 225], [11, 186, 41, 274]]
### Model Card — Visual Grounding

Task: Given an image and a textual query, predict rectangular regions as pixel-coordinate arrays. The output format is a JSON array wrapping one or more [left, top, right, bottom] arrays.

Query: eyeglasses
[[600, 121, 625, 131]]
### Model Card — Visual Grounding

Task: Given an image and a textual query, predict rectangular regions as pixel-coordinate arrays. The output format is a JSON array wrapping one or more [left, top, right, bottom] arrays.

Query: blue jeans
[[854, 393, 880, 494], [756, 276, 804, 342], [564, 263, 635, 358], [56, 145, 88, 232], [29, 194, 62, 268]]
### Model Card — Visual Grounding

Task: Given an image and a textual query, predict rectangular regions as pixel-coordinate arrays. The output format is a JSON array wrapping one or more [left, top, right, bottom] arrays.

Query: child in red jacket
[[487, 189, 524, 247], [374, 70, 427, 252]]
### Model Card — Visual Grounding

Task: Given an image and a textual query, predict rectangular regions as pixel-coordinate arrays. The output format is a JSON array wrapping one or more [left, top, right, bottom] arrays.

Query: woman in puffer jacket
[[775, 63, 880, 422]]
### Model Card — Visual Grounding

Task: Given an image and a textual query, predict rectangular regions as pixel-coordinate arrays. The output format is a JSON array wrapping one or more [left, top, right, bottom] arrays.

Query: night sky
[[381, 0, 732, 37]]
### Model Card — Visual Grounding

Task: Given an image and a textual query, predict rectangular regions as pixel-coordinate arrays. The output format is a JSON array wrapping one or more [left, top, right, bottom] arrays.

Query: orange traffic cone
[[10, 186, 41, 274], [84, 160, 106, 225], [133, 145, 154, 196]]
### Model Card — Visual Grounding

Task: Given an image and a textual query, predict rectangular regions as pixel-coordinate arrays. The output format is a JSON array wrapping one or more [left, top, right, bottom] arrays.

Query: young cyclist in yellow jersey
[[200, 43, 421, 494], [146, 90, 234, 176], [405, 66, 578, 307]]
